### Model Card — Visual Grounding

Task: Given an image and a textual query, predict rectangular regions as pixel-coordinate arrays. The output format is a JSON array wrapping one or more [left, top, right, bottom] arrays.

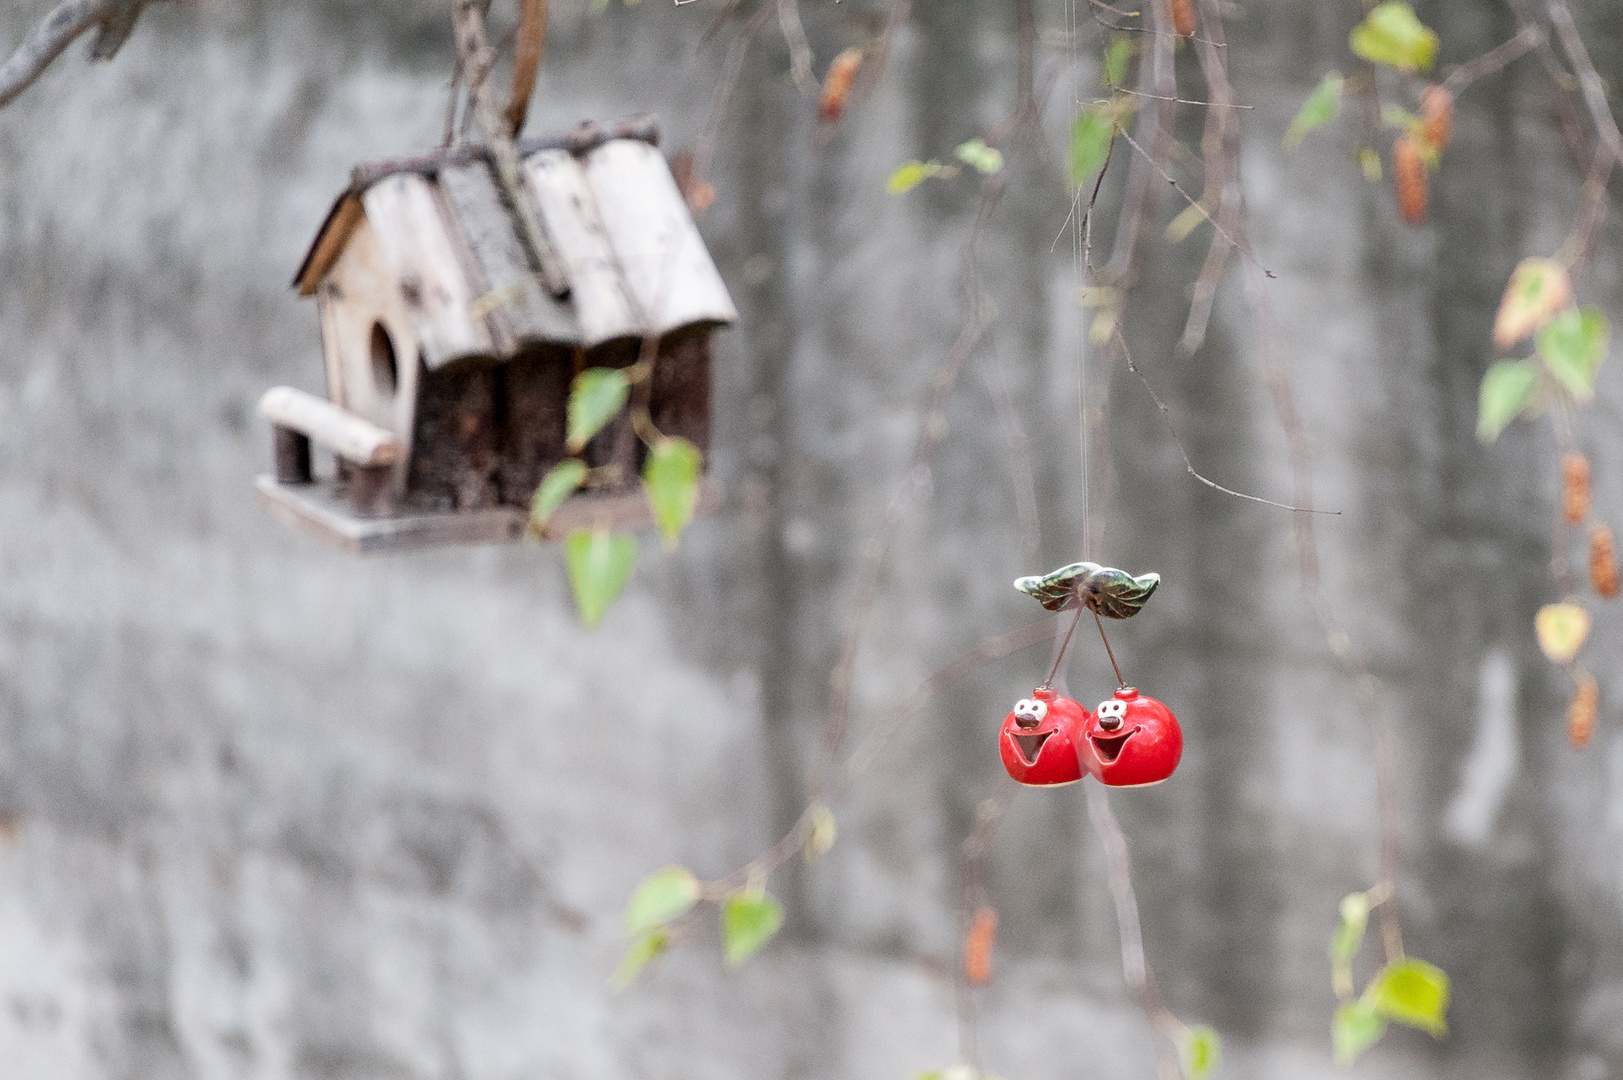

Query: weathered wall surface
[[1, 1, 1621, 1078]]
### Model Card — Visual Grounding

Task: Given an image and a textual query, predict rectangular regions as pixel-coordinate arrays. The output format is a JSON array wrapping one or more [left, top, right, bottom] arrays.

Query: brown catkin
[[1169, 0, 1197, 36], [1393, 136, 1428, 225], [1563, 453, 1592, 524], [963, 906, 998, 987], [1569, 671, 1599, 747], [1591, 523, 1620, 599], [818, 49, 863, 124], [1419, 85, 1454, 151]]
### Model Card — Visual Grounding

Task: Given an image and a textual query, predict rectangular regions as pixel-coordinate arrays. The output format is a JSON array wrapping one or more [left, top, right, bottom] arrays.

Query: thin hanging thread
[[1042, 604, 1087, 689], [1095, 611, 1127, 689]]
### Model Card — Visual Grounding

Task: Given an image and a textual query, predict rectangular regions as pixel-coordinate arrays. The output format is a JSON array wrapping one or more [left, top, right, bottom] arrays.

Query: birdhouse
[[256, 116, 736, 553]]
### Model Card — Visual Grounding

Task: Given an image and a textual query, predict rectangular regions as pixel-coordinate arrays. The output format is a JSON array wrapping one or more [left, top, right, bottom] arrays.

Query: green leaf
[[721, 888, 783, 966], [1475, 359, 1541, 443], [565, 528, 638, 628], [887, 160, 949, 194], [567, 368, 631, 452], [1537, 307, 1609, 402], [1366, 957, 1450, 1037], [1330, 892, 1370, 965], [1380, 103, 1421, 131], [1358, 146, 1383, 182], [643, 436, 703, 549], [1494, 257, 1572, 347], [623, 865, 700, 936], [1179, 1025, 1221, 1080], [1104, 34, 1136, 87], [1070, 106, 1117, 185], [612, 930, 670, 989], [1349, 2, 1439, 72], [1284, 72, 1344, 149], [955, 138, 1004, 175], [1333, 998, 1387, 1066], [530, 459, 587, 530]]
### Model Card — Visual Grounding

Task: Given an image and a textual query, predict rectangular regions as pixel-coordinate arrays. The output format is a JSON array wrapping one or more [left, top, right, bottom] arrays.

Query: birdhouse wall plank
[[319, 215, 420, 452], [437, 162, 580, 350], [650, 326, 712, 458], [525, 149, 643, 347], [407, 362, 503, 511], [582, 140, 738, 339], [360, 173, 495, 369], [498, 345, 573, 504]]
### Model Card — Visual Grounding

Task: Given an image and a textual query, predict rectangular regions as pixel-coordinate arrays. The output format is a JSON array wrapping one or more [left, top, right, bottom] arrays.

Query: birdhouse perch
[[257, 116, 735, 553]]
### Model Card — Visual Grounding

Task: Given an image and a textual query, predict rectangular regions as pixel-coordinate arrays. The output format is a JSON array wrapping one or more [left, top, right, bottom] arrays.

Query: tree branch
[[0, 0, 156, 110], [504, 0, 548, 136]]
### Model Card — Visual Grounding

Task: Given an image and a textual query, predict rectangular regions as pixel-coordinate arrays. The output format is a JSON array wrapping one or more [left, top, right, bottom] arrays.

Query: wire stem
[[1042, 605, 1087, 689], [1096, 612, 1127, 689]]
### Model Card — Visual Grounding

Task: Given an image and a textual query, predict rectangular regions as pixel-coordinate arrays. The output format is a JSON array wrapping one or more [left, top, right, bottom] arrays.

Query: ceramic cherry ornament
[[1082, 686, 1182, 787], [998, 686, 1090, 786]]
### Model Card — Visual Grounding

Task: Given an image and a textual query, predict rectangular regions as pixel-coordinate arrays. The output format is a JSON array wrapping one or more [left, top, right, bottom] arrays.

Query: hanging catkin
[[1591, 523, 1620, 599], [1393, 136, 1428, 224], [1563, 453, 1591, 524], [1569, 671, 1599, 747]]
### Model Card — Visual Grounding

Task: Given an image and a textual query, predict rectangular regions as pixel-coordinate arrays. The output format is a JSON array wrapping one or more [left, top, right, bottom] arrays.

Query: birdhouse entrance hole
[[370, 322, 399, 397]]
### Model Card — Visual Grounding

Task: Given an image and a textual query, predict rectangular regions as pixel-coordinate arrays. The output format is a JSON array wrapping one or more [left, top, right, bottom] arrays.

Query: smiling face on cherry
[[1082, 687, 1183, 787], [998, 687, 1089, 787]]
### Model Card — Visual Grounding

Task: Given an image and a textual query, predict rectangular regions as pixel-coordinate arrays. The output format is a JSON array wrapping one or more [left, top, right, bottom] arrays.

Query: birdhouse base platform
[[255, 475, 722, 555]]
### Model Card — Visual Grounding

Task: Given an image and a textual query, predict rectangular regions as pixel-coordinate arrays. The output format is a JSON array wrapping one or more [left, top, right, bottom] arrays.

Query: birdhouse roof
[[293, 116, 737, 369]]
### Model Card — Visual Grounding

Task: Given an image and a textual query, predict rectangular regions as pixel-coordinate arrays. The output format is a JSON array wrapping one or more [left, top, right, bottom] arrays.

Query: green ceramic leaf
[[1013, 562, 1161, 619], [1180, 1025, 1221, 1080], [1070, 106, 1116, 185], [721, 889, 783, 966], [567, 367, 631, 452], [565, 528, 638, 629], [531, 458, 587, 530], [612, 930, 670, 990], [624, 865, 700, 935], [1537, 307, 1609, 402], [1285, 72, 1344, 149], [1349, 2, 1439, 73], [1333, 998, 1386, 1065], [1476, 359, 1541, 443], [643, 436, 703, 549], [1367, 957, 1450, 1037], [954, 138, 1004, 175]]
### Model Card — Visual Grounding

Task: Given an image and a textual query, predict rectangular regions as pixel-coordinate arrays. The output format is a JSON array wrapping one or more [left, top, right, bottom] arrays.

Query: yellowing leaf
[[1366, 957, 1450, 1037], [612, 930, 670, 990], [1535, 602, 1591, 665], [804, 805, 837, 861], [565, 528, 637, 628], [1285, 71, 1344, 149], [643, 436, 703, 549], [955, 137, 1004, 175], [531, 459, 587, 531], [1350, 2, 1439, 73], [1166, 201, 1209, 243], [887, 160, 950, 194], [1537, 307, 1609, 402], [624, 865, 701, 935], [1359, 146, 1383, 182], [1179, 1025, 1221, 1080], [1333, 999, 1387, 1065], [1070, 106, 1117, 185], [1476, 359, 1541, 443], [567, 367, 631, 452], [1493, 257, 1572, 348], [721, 889, 783, 966]]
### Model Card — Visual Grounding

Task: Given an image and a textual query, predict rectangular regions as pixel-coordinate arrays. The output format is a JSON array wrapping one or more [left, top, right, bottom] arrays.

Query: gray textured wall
[[2, 1, 1622, 1078]]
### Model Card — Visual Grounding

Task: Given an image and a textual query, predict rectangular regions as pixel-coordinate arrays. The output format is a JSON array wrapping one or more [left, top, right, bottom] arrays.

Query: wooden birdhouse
[[256, 117, 736, 553]]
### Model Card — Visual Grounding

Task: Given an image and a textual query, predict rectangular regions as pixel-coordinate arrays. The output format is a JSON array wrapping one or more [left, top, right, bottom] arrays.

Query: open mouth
[[1091, 727, 1139, 764], [1011, 730, 1053, 765]]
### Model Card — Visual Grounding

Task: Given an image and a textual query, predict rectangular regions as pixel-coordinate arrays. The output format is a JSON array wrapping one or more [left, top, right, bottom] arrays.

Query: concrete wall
[[1, 1, 1621, 1077]]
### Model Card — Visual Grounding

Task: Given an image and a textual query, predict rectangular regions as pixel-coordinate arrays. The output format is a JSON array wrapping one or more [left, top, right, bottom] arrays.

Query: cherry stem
[[1095, 612, 1127, 689], [1041, 605, 1086, 689]]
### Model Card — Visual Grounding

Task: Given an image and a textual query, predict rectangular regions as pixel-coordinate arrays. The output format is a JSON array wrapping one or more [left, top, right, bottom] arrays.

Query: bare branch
[[0, 0, 157, 110], [776, 0, 814, 94]]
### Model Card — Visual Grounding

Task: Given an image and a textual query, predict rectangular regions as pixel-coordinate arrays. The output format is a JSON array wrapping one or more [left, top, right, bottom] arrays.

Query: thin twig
[[0, 0, 158, 109], [1119, 331, 1339, 515], [776, 0, 815, 94], [1442, 22, 1543, 94]]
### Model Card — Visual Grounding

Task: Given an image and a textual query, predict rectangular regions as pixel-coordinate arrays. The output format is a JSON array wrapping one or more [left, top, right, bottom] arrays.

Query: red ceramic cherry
[[1082, 687, 1183, 787], [999, 687, 1090, 787]]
